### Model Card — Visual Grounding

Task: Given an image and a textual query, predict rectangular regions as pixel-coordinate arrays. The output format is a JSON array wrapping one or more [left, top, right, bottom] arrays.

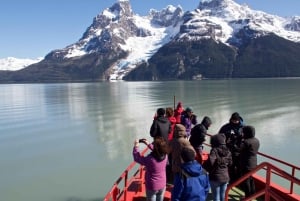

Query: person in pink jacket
[[133, 137, 169, 201]]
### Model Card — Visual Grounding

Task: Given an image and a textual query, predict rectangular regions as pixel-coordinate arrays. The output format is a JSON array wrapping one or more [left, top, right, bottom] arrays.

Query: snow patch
[[0, 57, 43, 71]]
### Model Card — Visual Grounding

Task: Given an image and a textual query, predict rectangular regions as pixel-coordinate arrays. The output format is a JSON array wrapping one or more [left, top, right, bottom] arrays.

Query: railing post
[[265, 165, 271, 201], [139, 166, 143, 179], [124, 170, 128, 201], [112, 185, 118, 201], [290, 167, 295, 194]]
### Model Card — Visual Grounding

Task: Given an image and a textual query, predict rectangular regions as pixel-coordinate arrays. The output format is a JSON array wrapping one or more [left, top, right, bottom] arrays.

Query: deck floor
[[124, 181, 247, 201]]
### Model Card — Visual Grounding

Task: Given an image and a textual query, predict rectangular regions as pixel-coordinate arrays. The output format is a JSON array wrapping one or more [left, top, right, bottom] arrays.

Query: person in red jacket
[[166, 107, 177, 141], [165, 107, 177, 184], [174, 102, 184, 124]]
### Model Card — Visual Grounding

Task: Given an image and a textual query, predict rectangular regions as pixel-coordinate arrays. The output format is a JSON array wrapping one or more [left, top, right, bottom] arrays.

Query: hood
[[181, 160, 203, 177], [229, 112, 244, 125], [201, 116, 212, 129], [176, 102, 183, 108], [243, 125, 255, 139], [173, 124, 187, 138], [157, 116, 169, 123], [210, 133, 226, 148]]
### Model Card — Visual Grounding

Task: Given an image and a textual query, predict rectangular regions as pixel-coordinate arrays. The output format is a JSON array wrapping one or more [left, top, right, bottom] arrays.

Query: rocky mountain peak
[[109, 0, 133, 19], [198, 0, 239, 10], [45, 0, 142, 60], [198, 0, 248, 20], [149, 5, 184, 26], [285, 16, 300, 31], [82, 0, 133, 40]]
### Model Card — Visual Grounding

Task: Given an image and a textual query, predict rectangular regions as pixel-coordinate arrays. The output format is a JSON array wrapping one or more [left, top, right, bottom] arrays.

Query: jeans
[[210, 180, 228, 201], [146, 187, 166, 201]]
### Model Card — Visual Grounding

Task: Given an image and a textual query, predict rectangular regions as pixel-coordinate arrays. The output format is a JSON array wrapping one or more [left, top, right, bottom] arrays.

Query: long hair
[[152, 137, 169, 160]]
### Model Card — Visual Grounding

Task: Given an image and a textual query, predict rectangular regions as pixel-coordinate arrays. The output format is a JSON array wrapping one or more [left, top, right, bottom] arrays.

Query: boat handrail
[[103, 146, 150, 201], [204, 133, 300, 196], [225, 161, 300, 201], [104, 134, 299, 201]]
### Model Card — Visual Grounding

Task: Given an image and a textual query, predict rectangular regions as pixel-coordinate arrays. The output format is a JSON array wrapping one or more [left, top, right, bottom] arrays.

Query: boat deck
[[103, 145, 300, 201], [121, 165, 249, 201], [122, 176, 247, 201]]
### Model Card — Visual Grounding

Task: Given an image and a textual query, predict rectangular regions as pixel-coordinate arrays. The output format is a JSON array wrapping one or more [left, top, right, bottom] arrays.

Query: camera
[[139, 138, 147, 144]]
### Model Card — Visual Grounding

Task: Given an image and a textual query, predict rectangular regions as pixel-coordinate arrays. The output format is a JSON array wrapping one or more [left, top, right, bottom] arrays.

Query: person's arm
[[199, 126, 206, 144], [150, 120, 157, 137], [132, 139, 147, 166], [191, 114, 197, 125], [209, 149, 217, 166], [227, 151, 233, 167], [139, 138, 153, 150]]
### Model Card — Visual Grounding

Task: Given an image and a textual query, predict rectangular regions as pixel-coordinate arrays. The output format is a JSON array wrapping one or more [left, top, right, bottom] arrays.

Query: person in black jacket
[[203, 133, 232, 201], [189, 116, 212, 164], [218, 112, 244, 183], [150, 108, 171, 142], [239, 125, 260, 197]]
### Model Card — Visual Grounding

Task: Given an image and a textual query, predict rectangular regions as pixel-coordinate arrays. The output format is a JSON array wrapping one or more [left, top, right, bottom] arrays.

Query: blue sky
[[1, 0, 299, 59]]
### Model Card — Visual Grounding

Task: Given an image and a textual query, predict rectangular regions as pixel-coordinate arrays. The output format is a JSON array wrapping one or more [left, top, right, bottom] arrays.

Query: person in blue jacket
[[171, 146, 210, 201]]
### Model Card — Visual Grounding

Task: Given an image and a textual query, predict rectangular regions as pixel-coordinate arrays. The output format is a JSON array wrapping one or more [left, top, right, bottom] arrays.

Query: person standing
[[150, 108, 171, 142], [133, 137, 169, 201], [189, 116, 212, 164], [218, 112, 244, 183], [174, 102, 184, 124], [171, 146, 210, 201], [168, 124, 192, 175], [203, 133, 232, 201], [239, 125, 260, 198], [181, 107, 197, 138], [165, 107, 177, 184], [166, 107, 177, 141]]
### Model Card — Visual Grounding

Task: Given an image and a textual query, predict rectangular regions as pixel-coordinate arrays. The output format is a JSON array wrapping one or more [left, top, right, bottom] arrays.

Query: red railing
[[104, 134, 300, 201], [257, 151, 300, 195], [204, 133, 300, 200], [103, 147, 149, 201], [225, 162, 300, 201]]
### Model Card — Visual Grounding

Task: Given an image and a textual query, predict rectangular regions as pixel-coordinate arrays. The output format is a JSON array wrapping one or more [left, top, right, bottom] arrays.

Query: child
[[171, 146, 210, 201]]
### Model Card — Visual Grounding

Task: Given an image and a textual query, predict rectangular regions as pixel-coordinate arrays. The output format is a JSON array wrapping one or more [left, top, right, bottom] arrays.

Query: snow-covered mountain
[[1, 0, 300, 82], [0, 57, 43, 71], [176, 0, 300, 45], [45, 0, 184, 80], [45, 0, 300, 80]]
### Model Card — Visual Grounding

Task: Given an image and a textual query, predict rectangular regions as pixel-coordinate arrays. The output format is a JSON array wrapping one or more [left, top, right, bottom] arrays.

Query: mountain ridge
[[1, 0, 300, 82]]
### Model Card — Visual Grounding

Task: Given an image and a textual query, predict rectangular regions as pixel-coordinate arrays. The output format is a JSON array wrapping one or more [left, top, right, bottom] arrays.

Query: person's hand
[[134, 139, 139, 147], [139, 138, 148, 145]]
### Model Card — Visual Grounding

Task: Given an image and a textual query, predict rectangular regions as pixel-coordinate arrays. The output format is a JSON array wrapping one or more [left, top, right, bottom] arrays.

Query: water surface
[[0, 79, 299, 201]]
